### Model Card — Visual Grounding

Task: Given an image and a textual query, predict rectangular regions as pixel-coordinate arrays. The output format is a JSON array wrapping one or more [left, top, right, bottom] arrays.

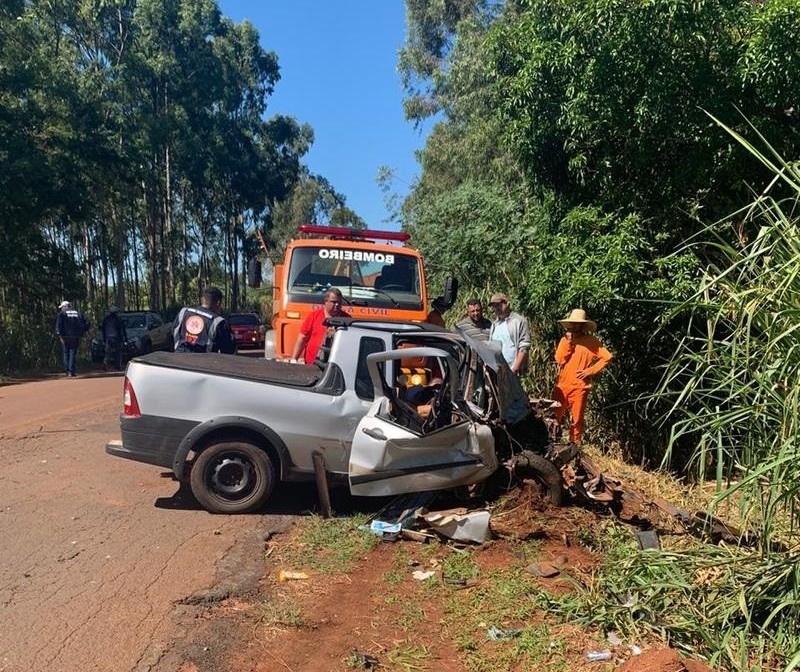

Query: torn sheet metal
[[422, 507, 492, 543]]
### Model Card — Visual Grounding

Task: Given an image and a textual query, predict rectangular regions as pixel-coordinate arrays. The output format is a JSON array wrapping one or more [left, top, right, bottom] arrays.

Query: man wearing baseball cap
[[55, 300, 89, 377], [552, 308, 613, 445], [488, 292, 531, 375]]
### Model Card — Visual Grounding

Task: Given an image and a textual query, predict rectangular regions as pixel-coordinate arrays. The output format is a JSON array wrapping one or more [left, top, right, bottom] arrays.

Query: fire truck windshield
[[287, 246, 423, 310]]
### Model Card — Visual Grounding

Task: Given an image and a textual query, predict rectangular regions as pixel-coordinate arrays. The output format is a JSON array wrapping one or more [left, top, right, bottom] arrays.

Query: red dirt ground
[[617, 648, 716, 672], [171, 489, 718, 672]]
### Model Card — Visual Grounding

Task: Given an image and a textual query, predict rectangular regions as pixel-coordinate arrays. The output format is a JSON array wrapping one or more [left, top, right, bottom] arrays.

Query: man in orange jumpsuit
[[552, 309, 613, 445]]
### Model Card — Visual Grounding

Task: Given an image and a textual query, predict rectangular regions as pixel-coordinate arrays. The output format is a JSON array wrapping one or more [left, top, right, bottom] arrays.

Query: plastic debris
[[635, 528, 660, 550], [585, 650, 612, 662], [400, 529, 434, 543], [628, 644, 642, 656], [607, 631, 623, 646], [278, 570, 309, 581], [369, 520, 402, 535], [411, 570, 436, 581], [487, 625, 522, 640]]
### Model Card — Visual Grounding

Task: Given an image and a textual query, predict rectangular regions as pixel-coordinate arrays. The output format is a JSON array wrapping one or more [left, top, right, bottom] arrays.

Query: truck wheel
[[190, 441, 275, 514], [513, 450, 563, 506]]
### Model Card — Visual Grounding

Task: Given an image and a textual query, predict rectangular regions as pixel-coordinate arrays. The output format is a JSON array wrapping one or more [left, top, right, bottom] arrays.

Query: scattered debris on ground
[[169, 438, 740, 672]]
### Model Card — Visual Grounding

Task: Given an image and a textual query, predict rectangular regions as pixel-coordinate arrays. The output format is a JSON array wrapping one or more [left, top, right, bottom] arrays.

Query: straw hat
[[558, 308, 597, 331]]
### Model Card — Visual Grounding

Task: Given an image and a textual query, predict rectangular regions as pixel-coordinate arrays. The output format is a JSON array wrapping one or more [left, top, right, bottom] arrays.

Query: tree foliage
[[0, 0, 359, 373], [269, 172, 366, 261], [401, 0, 800, 459]]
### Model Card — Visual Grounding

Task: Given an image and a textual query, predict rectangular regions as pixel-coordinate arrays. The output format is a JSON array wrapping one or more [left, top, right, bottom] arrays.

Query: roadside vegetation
[[394, 6, 800, 666], [397, 0, 800, 464], [0, 0, 361, 374]]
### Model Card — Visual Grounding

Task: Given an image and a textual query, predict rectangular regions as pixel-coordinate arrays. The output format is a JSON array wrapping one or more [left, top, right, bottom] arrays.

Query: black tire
[[513, 450, 563, 506], [190, 441, 275, 514]]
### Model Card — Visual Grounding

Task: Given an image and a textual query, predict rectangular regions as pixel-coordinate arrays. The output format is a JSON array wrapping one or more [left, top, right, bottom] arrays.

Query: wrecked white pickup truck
[[106, 318, 567, 513]]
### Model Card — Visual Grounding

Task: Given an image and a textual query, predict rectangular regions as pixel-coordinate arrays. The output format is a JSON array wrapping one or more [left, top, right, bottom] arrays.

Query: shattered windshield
[[287, 246, 423, 310]]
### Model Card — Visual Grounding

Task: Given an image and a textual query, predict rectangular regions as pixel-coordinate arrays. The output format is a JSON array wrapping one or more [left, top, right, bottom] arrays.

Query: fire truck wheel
[[190, 440, 275, 514], [513, 450, 563, 506]]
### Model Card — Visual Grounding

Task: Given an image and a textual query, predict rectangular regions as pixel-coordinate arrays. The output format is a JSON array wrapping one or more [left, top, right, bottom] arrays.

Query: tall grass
[[539, 529, 800, 672], [543, 121, 800, 672], [658, 117, 800, 549]]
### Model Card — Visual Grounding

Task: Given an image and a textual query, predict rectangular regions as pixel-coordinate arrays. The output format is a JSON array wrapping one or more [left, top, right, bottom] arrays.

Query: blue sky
[[217, 0, 430, 229]]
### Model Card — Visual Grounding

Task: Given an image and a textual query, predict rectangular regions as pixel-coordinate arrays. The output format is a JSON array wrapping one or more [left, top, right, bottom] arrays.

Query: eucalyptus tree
[[0, 0, 107, 368], [268, 171, 366, 262], [0, 0, 316, 372]]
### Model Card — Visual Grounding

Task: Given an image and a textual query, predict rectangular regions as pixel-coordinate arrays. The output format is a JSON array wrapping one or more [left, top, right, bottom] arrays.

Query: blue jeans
[[62, 338, 79, 375]]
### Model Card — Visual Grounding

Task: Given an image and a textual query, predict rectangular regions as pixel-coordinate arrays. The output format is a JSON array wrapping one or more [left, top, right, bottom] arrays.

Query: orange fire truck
[[261, 224, 456, 359]]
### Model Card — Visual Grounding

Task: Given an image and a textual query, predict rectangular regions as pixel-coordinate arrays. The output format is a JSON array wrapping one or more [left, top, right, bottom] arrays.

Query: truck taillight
[[123, 377, 141, 418]]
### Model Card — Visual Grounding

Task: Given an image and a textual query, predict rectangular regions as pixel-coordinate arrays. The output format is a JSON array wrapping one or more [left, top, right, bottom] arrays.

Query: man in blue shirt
[[488, 293, 531, 376]]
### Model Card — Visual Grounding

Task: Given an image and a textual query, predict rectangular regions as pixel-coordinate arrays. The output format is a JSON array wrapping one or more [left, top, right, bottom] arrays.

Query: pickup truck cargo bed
[[135, 351, 322, 387]]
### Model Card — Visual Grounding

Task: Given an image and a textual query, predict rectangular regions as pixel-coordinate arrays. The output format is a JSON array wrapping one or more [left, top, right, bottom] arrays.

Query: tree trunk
[[142, 175, 160, 311], [111, 202, 126, 309], [82, 221, 94, 304], [164, 142, 175, 308]]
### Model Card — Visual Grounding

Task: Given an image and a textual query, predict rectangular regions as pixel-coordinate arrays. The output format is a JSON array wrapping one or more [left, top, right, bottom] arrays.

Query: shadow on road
[[154, 473, 389, 517]]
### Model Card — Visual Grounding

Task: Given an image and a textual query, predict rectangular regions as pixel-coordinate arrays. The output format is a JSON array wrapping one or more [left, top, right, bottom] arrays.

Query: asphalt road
[[0, 369, 289, 672]]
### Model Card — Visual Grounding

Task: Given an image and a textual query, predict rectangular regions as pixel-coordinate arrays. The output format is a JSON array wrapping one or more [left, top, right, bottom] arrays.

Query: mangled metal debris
[[422, 508, 492, 544], [354, 395, 762, 552]]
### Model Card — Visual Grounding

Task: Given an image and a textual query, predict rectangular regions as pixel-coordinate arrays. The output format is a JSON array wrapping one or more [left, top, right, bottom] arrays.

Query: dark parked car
[[91, 311, 173, 363], [228, 313, 265, 349]]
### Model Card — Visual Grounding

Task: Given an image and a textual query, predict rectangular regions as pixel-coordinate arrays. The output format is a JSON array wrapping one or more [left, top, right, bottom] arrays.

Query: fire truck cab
[[264, 224, 455, 360]]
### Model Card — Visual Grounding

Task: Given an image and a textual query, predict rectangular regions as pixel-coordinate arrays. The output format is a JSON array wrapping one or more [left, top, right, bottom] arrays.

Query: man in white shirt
[[488, 293, 531, 376]]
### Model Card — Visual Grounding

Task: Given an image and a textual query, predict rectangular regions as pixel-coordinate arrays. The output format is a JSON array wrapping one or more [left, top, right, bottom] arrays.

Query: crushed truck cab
[[106, 319, 551, 513]]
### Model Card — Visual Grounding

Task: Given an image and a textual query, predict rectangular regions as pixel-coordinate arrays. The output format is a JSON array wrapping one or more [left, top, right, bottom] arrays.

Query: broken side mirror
[[247, 258, 262, 288]]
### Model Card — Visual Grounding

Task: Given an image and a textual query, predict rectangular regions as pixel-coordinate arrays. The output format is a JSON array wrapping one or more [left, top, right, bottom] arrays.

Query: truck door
[[348, 347, 497, 497]]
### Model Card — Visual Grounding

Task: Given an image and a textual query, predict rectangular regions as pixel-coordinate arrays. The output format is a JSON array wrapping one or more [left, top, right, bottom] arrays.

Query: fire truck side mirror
[[247, 258, 262, 288], [438, 276, 458, 309]]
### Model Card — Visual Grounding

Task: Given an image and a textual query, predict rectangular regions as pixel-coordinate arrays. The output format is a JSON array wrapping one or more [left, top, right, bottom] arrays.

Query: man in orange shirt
[[291, 288, 350, 364], [552, 309, 613, 445]]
